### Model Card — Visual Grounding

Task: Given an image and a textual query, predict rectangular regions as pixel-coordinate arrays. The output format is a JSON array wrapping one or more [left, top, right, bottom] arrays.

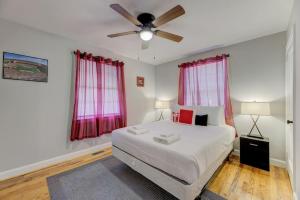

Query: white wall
[[296, 1, 300, 197], [0, 19, 156, 172], [155, 32, 286, 162]]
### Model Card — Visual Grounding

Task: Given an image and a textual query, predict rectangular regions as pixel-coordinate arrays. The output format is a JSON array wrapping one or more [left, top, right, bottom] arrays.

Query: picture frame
[[2, 52, 48, 82], [136, 76, 144, 87]]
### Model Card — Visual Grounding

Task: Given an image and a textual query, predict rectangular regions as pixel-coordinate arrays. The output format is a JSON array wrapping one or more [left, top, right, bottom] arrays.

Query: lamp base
[[247, 115, 264, 139], [157, 110, 164, 121]]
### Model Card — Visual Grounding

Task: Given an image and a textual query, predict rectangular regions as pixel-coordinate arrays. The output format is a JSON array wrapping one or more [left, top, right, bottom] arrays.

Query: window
[[77, 59, 120, 119], [71, 50, 127, 141], [184, 62, 225, 106], [178, 55, 234, 127]]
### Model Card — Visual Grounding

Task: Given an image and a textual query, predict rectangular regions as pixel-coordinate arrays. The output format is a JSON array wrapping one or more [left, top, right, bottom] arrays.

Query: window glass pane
[[77, 60, 120, 119], [184, 61, 225, 107]]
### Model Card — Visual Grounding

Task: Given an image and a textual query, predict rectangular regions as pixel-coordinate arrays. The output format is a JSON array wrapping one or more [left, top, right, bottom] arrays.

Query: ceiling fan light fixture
[[139, 30, 153, 41]]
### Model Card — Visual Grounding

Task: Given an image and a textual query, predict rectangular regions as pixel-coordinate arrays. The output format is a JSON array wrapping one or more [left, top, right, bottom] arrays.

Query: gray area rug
[[47, 156, 226, 200]]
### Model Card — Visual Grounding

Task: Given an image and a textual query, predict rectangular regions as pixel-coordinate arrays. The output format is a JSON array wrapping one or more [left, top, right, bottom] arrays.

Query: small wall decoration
[[3, 52, 48, 82], [136, 76, 144, 87]]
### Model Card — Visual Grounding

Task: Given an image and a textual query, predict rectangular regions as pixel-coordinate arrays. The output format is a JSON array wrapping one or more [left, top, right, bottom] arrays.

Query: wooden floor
[[0, 147, 292, 200], [208, 155, 293, 200]]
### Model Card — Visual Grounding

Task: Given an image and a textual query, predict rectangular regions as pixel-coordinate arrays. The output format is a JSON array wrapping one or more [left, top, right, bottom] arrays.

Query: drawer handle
[[249, 143, 259, 147]]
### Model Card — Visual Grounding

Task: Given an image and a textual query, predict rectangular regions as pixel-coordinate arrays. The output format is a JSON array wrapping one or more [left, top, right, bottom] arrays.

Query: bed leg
[[226, 156, 230, 161], [226, 150, 233, 161]]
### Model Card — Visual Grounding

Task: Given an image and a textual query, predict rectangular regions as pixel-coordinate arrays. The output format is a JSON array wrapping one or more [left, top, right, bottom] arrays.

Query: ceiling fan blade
[[107, 31, 138, 38], [141, 41, 150, 50], [110, 4, 142, 26], [155, 30, 183, 42], [152, 5, 185, 27]]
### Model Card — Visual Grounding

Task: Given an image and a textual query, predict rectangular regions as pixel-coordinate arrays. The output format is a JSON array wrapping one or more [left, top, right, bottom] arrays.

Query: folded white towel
[[127, 127, 148, 135], [160, 132, 174, 138], [154, 134, 180, 145]]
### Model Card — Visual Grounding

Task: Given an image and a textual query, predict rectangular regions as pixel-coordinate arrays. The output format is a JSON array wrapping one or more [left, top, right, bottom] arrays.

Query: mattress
[[111, 120, 235, 185]]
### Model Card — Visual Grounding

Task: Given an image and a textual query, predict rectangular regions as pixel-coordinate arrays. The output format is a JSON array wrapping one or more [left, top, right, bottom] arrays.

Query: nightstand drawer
[[241, 138, 268, 151]]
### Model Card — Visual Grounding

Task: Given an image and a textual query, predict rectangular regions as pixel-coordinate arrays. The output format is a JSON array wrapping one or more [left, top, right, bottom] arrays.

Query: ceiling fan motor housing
[[137, 13, 155, 27]]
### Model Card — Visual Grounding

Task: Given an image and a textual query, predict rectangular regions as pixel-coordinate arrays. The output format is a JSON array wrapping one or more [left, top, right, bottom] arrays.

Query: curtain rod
[[73, 51, 104, 60], [73, 51, 111, 59], [178, 54, 230, 68], [72, 51, 124, 64], [73, 51, 91, 56]]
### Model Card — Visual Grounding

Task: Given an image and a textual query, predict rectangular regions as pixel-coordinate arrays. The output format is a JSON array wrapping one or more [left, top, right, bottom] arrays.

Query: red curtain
[[71, 50, 127, 141], [178, 54, 234, 127]]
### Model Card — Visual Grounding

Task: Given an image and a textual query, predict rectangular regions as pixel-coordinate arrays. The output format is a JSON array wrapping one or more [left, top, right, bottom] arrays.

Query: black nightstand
[[240, 135, 269, 171]]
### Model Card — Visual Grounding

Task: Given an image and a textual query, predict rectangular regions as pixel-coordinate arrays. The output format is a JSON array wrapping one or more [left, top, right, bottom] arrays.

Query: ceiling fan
[[107, 4, 185, 49]]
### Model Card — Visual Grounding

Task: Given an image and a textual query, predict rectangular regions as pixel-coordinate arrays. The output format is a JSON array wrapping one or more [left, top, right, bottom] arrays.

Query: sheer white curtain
[[77, 59, 97, 118], [77, 60, 120, 119], [98, 64, 120, 116], [185, 61, 225, 106], [71, 50, 127, 141], [178, 55, 235, 127]]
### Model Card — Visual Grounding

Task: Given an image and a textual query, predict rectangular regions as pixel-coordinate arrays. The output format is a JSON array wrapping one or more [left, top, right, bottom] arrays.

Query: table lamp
[[241, 102, 270, 139], [155, 100, 170, 120]]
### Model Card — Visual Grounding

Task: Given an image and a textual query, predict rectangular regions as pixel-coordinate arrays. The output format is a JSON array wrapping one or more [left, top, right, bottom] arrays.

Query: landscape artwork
[[3, 52, 48, 82]]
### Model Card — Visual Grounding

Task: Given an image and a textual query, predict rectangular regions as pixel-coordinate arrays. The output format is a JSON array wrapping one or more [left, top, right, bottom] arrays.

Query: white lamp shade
[[241, 102, 271, 116], [155, 100, 170, 109]]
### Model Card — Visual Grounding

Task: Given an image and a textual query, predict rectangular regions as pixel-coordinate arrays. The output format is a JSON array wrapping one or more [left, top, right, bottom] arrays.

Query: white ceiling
[[0, 0, 293, 65]]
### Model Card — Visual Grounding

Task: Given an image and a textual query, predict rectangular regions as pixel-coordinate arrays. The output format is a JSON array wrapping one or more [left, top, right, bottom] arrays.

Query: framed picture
[[136, 76, 144, 87], [3, 52, 48, 82]]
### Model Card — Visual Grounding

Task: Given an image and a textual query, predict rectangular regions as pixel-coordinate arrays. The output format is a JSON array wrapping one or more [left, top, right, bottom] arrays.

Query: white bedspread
[[112, 120, 235, 184]]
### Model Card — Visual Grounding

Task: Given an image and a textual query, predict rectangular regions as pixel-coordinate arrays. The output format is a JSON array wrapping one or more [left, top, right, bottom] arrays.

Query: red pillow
[[179, 109, 193, 124]]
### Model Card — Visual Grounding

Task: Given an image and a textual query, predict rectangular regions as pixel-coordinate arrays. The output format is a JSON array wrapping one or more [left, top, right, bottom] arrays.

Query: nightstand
[[240, 135, 269, 171]]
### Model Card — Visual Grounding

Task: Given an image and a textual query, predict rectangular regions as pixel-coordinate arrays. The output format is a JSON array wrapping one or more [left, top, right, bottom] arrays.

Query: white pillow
[[195, 106, 225, 126]]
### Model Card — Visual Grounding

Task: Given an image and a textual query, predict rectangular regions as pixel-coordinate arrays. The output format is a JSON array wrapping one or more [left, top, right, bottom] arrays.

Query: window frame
[[76, 60, 121, 119]]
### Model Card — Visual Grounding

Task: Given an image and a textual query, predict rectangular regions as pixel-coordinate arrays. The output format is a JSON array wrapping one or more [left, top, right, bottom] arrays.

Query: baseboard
[[0, 142, 112, 181], [232, 149, 286, 168], [294, 192, 298, 200]]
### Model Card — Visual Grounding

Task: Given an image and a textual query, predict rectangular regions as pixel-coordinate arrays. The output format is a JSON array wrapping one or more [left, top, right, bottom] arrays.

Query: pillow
[[179, 109, 194, 124], [195, 106, 225, 126], [195, 114, 208, 126], [173, 105, 196, 124]]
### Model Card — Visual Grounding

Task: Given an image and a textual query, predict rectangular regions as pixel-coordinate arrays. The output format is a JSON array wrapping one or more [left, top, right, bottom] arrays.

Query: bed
[[112, 120, 235, 200]]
